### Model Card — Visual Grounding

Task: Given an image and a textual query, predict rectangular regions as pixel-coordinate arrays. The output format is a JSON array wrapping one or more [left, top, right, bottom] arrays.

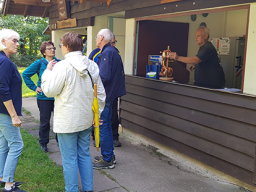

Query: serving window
[[133, 6, 249, 92]]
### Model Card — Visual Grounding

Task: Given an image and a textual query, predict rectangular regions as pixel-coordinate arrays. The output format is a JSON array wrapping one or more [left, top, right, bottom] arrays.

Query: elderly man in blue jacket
[[93, 29, 126, 169], [89, 34, 123, 148]]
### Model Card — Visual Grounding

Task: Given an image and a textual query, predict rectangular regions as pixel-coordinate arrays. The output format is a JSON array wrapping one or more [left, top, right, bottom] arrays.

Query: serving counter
[[120, 75, 256, 186]]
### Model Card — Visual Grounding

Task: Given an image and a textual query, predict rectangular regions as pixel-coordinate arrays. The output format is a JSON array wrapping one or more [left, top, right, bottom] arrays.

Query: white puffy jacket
[[41, 51, 106, 133]]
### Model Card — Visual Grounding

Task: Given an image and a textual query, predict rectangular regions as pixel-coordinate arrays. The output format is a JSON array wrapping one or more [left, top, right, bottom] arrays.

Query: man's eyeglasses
[[95, 35, 103, 39], [111, 40, 117, 45], [59, 44, 63, 48], [46, 47, 56, 50]]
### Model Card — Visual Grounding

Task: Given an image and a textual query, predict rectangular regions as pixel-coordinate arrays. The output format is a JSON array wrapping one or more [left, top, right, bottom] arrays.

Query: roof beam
[[161, 0, 181, 4], [13, 0, 53, 6], [23, 5, 30, 17], [42, 6, 49, 18], [71, 0, 112, 5], [107, 0, 112, 6], [3, 0, 11, 16]]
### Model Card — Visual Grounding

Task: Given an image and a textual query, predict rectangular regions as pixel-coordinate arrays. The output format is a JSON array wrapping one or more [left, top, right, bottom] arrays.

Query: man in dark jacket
[[89, 34, 123, 147], [93, 29, 126, 169]]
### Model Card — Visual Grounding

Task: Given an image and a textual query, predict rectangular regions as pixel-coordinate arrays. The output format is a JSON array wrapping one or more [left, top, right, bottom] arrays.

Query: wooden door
[[136, 20, 189, 77]]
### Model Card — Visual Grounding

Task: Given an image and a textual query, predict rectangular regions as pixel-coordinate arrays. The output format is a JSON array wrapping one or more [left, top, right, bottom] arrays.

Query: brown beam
[[125, 0, 256, 19], [3, 0, 11, 16], [13, 0, 53, 6], [23, 5, 30, 17], [161, 0, 181, 4], [135, 4, 250, 21], [107, 0, 112, 6], [42, 6, 49, 18]]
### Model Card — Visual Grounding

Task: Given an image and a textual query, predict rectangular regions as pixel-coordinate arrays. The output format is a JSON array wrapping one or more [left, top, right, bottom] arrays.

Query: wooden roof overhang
[[1, 0, 117, 18]]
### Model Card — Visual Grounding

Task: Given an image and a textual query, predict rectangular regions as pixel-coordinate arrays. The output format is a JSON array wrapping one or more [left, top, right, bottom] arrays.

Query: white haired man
[[169, 27, 225, 89], [93, 29, 126, 169], [89, 33, 123, 148]]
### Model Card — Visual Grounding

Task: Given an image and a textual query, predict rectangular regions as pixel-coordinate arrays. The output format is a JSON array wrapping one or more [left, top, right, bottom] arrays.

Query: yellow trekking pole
[[92, 84, 100, 151]]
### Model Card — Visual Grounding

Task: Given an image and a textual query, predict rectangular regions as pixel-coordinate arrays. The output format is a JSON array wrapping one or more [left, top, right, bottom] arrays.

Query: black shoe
[[94, 155, 116, 164], [0, 181, 23, 187], [113, 140, 121, 147], [41, 145, 48, 152], [93, 158, 115, 169], [3, 185, 27, 192]]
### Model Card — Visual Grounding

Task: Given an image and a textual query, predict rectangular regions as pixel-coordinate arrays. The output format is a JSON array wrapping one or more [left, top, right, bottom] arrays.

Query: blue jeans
[[0, 113, 24, 182], [58, 127, 93, 192], [100, 101, 114, 162]]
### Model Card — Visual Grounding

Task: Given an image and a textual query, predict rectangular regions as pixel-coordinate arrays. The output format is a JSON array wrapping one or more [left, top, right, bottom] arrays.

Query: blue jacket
[[89, 48, 101, 63], [97, 43, 126, 102], [22, 57, 60, 100], [0, 51, 22, 116]]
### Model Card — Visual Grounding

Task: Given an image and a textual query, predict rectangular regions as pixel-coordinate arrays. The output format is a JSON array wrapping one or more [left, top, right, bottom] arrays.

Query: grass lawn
[[4, 128, 65, 192], [18, 67, 38, 98], [14, 68, 65, 191]]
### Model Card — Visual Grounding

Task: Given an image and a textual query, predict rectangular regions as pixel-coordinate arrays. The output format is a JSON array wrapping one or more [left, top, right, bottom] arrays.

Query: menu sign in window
[[57, 0, 68, 20]]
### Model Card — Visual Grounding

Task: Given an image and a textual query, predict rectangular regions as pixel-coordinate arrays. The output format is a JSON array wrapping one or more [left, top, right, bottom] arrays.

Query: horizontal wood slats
[[121, 109, 254, 171], [125, 0, 256, 19], [125, 83, 256, 125], [121, 98, 256, 156], [121, 119, 254, 185], [122, 93, 256, 143], [125, 75, 256, 110], [120, 75, 256, 186]]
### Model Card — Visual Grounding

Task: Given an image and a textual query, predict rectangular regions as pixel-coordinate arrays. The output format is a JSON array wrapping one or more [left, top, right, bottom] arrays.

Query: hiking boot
[[0, 181, 23, 187], [113, 140, 121, 147], [79, 189, 94, 192], [41, 145, 48, 152], [3, 185, 27, 192], [93, 158, 115, 169], [94, 155, 116, 164]]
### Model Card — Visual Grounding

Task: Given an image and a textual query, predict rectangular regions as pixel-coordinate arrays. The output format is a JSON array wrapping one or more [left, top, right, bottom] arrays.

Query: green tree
[[0, 10, 50, 66]]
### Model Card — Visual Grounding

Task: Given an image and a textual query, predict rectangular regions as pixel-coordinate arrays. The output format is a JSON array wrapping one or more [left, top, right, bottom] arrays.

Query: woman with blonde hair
[[0, 29, 26, 192]]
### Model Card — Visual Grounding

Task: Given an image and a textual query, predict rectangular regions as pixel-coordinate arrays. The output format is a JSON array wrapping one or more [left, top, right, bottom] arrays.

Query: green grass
[[22, 107, 31, 116], [15, 68, 65, 191], [18, 67, 38, 98], [14, 128, 65, 192]]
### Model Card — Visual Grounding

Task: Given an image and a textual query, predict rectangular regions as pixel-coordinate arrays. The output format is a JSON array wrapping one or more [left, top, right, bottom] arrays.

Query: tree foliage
[[0, 11, 50, 66]]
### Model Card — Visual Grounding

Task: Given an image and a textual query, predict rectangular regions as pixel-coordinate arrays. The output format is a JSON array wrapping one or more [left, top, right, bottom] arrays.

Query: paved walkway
[[20, 97, 251, 192]]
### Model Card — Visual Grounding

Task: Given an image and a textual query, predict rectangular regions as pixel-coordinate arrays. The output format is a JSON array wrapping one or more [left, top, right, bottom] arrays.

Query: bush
[[11, 53, 41, 67]]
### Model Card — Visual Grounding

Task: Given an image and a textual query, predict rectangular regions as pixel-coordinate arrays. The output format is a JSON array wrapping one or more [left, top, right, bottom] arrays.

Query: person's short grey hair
[[0, 29, 20, 51], [98, 29, 113, 43], [198, 27, 210, 40]]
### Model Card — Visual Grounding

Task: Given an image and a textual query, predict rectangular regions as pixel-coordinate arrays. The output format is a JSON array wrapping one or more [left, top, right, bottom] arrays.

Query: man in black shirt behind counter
[[169, 27, 225, 89]]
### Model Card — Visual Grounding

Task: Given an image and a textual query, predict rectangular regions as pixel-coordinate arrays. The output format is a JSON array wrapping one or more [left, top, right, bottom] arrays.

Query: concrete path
[[20, 97, 250, 192]]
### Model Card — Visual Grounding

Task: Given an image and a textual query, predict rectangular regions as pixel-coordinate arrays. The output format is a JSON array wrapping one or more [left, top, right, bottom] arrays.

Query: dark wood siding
[[120, 75, 256, 186], [48, 0, 256, 24]]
